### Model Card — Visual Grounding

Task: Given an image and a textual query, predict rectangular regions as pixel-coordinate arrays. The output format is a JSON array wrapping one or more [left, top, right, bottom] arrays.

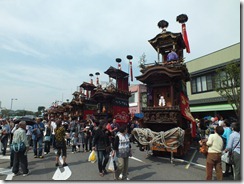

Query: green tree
[[37, 106, 45, 116], [138, 53, 147, 69], [38, 106, 45, 112], [1, 109, 10, 118], [215, 62, 240, 120]]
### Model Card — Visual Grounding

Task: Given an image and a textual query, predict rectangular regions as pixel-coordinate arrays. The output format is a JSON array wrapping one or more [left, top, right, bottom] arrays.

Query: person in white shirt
[[205, 126, 224, 180], [51, 120, 57, 149], [26, 125, 33, 147]]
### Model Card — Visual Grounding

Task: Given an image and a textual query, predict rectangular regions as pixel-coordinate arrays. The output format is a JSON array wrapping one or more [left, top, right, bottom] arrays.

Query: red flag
[[182, 23, 190, 53], [180, 92, 196, 137], [130, 61, 133, 82]]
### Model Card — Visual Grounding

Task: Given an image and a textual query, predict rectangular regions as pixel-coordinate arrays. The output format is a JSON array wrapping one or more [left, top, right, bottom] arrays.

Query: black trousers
[[97, 150, 110, 173], [10, 149, 14, 167], [44, 141, 51, 153], [12, 150, 29, 174], [84, 136, 92, 151], [1, 135, 9, 155]]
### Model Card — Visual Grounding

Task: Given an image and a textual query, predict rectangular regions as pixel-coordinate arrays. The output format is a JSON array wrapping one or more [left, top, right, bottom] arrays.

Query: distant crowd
[[0, 115, 140, 180]]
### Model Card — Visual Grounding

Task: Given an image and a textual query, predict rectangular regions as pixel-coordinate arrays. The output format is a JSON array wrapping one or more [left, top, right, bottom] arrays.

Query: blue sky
[[0, 0, 240, 112]]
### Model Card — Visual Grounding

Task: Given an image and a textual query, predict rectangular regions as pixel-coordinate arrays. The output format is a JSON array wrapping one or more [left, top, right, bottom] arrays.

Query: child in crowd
[[66, 132, 71, 146], [70, 133, 78, 153]]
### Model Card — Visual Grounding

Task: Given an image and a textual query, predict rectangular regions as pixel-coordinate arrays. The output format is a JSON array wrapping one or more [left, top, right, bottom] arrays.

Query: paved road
[[0, 143, 234, 181]]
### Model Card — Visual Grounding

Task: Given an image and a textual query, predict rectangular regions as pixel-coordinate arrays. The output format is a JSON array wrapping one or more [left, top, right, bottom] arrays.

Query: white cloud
[[0, 0, 240, 111], [0, 36, 47, 58]]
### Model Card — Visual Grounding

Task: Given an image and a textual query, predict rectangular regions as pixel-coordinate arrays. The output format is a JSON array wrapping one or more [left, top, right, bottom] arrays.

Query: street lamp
[[10, 98, 18, 110], [95, 72, 100, 85], [89, 73, 94, 84], [115, 58, 122, 88], [127, 55, 133, 82]]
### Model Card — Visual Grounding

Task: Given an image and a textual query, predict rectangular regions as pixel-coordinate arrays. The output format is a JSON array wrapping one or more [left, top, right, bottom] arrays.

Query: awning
[[190, 104, 235, 112]]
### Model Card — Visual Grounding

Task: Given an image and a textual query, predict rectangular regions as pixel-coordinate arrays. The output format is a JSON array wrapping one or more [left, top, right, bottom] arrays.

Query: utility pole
[[11, 98, 18, 110]]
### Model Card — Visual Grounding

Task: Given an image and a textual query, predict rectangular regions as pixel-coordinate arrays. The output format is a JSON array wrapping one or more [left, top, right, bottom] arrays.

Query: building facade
[[129, 84, 147, 115], [186, 43, 240, 119]]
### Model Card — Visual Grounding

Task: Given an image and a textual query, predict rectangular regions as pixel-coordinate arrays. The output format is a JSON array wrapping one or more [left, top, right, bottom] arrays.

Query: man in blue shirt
[[221, 120, 233, 177], [225, 122, 240, 180], [32, 118, 45, 158]]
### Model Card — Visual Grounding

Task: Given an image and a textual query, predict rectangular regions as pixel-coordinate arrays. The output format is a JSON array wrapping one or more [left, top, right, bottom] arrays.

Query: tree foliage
[[215, 62, 240, 119], [38, 106, 45, 112], [0, 109, 36, 118], [138, 53, 147, 69]]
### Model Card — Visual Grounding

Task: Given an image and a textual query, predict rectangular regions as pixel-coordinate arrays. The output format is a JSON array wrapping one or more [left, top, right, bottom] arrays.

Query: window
[[201, 76, 207, 91], [129, 92, 138, 107], [129, 93, 135, 103], [196, 77, 201, 92], [206, 75, 213, 90], [191, 79, 197, 93], [191, 74, 214, 94], [141, 92, 147, 108]]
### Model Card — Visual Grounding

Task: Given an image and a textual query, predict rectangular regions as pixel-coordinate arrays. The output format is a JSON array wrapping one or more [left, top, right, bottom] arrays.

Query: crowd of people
[[197, 115, 240, 181], [0, 116, 140, 180], [0, 114, 240, 181]]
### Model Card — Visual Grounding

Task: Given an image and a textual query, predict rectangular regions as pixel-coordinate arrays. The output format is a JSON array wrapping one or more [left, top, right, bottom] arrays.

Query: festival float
[[132, 14, 196, 159], [91, 58, 131, 126]]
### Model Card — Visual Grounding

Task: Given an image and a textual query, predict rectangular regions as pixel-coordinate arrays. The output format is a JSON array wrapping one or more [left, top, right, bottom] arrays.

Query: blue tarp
[[134, 113, 144, 119]]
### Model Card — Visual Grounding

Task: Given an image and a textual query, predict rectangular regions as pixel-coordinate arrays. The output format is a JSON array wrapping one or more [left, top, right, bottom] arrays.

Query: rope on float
[[131, 127, 185, 150]]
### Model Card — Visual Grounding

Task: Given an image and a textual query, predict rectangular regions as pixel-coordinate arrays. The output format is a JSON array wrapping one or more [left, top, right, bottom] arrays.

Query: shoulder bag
[[222, 139, 240, 164]]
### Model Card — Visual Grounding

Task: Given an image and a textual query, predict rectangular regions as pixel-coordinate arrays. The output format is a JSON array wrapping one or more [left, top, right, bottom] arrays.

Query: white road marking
[[173, 158, 206, 169], [0, 155, 12, 180], [0, 168, 12, 174], [185, 150, 197, 169], [52, 156, 72, 180], [141, 151, 206, 169], [0, 168, 13, 180], [5, 173, 14, 180], [0, 155, 10, 159], [129, 156, 145, 163]]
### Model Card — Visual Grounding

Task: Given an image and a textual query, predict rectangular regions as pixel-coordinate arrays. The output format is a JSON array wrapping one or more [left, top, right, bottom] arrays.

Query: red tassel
[[118, 63, 121, 70], [182, 23, 190, 53], [130, 61, 133, 82], [96, 77, 99, 85]]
